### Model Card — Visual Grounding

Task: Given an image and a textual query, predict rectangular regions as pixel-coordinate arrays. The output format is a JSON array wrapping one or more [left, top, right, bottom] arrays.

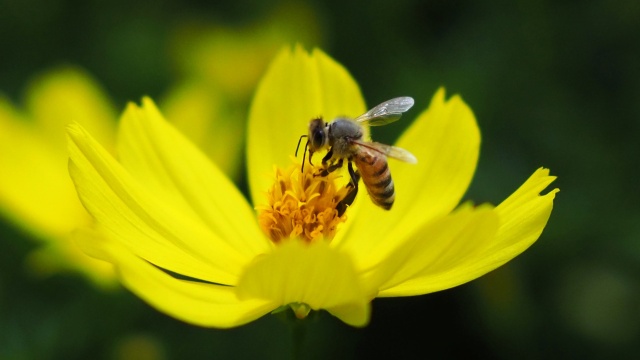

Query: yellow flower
[[0, 67, 118, 288], [67, 46, 558, 327]]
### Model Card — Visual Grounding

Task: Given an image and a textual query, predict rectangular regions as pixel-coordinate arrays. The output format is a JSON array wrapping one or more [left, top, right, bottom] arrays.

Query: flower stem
[[291, 319, 307, 360]]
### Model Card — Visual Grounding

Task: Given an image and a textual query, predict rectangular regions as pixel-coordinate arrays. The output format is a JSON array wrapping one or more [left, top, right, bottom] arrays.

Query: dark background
[[1, 0, 639, 359]]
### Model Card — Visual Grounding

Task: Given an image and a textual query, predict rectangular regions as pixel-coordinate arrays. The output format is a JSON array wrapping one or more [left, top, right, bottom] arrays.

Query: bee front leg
[[316, 158, 343, 177], [321, 148, 333, 165]]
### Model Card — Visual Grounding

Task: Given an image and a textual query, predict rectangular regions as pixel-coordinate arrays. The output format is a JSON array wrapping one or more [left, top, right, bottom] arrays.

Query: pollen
[[257, 161, 354, 243]]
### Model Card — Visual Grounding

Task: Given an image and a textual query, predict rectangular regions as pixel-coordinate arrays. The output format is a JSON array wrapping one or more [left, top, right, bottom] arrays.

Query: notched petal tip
[[480, 167, 559, 279], [141, 95, 154, 105], [498, 167, 559, 214], [374, 167, 558, 298], [533, 167, 559, 193], [432, 87, 447, 102], [140, 97, 164, 118]]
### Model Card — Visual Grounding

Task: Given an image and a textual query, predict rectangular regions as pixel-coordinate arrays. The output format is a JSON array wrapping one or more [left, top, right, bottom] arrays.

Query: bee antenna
[[296, 135, 310, 172], [295, 135, 308, 157], [301, 140, 309, 173]]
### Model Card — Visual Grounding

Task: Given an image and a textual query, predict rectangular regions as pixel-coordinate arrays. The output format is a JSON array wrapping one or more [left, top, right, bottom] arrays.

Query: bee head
[[308, 117, 328, 151]]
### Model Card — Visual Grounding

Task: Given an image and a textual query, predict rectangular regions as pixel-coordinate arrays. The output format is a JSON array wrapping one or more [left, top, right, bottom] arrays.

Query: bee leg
[[337, 187, 357, 216], [337, 162, 360, 216], [321, 148, 334, 165], [316, 158, 343, 177], [307, 147, 314, 166], [347, 160, 360, 187], [314, 148, 336, 176]]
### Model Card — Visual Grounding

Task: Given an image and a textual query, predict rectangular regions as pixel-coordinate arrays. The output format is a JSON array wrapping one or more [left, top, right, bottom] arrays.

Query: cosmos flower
[[67, 46, 558, 327]]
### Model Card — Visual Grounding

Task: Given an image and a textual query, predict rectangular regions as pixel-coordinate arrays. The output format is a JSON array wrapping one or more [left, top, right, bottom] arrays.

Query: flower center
[[257, 161, 354, 243]]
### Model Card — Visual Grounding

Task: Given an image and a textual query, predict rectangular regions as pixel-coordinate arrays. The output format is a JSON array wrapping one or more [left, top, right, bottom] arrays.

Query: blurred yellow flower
[[169, 3, 323, 100], [0, 66, 249, 288], [0, 68, 117, 288], [163, 2, 324, 180], [67, 46, 558, 327], [161, 82, 246, 180]]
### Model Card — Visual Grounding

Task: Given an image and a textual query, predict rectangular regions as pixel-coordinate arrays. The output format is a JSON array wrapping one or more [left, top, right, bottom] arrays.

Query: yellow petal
[[338, 89, 481, 266], [394, 89, 480, 218], [236, 239, 370, 327], [81, 232, 276, 328], [493, 168, 558, 260], [67, 122, 250, 285], [247, 46, 366, 207], [117, 98, 270, 258], [377, 168, 557, 297], [371, 205, 499, 296], [326, 302, 371, 328]]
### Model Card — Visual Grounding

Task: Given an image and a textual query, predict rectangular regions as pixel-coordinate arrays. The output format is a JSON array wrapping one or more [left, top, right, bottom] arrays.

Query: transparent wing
[[354, 97, 414, 126], [353, 140, 418, 164]]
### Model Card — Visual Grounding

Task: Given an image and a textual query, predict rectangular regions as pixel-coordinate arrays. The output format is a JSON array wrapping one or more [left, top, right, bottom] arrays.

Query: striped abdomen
[[354, 149, 395, 210]]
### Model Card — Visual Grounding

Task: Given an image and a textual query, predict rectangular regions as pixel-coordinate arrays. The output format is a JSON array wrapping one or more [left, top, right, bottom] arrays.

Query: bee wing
[[353, 97, 415, 126], [353, 140, 418, 164]]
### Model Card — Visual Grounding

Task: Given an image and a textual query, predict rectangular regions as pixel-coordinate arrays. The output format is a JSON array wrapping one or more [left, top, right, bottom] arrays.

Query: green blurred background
[[1, 0, 639, 359]]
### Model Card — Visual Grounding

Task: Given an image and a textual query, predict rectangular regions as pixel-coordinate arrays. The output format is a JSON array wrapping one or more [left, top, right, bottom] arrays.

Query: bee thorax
[[328, 119, 363, 140], [327, 119, 363, 157]]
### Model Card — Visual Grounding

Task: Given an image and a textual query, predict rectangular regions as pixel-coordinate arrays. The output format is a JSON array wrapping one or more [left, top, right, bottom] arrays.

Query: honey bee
[[296, 97, 417, 211]]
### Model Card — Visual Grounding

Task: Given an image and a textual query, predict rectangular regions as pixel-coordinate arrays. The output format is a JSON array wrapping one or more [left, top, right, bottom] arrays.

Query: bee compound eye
[[312, 129, 325, 148]]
